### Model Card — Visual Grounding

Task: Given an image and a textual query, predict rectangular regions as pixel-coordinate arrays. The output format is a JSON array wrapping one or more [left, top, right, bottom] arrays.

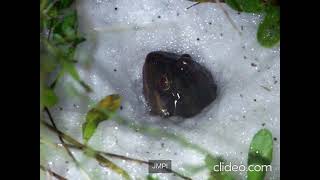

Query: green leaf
[[54, 10, 77, 39], [82, 147, 131, 180], [40, 0, 48, 12], [146, 174, 160, 180], [247, 129, 273, 180], [257, 6, 280, 47], [62, 61, 92, 92], [40, 51, 58, 73], [208, 172, 234, 180], [95, 153, 131, 180], [74, 36, 86, 46], [47, 6, 58, 18], [182, 164, 207, 175], [57, 0, 74, 9], [82, 94, 121, 143], [79, 80, 92, 92], [225, 0, 243, 11], [188, 0, 264, 12], [205, 155, 235, 180], [205, 154, 224, 170], [225, 0, 265, 12], [63, 61, 80, 81], [41, 87, 58, 107], [52, 33, 66, 44]]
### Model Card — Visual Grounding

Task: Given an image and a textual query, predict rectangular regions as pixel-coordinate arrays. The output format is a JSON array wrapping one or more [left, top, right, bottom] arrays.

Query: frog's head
[[143, 51, 217, 118]]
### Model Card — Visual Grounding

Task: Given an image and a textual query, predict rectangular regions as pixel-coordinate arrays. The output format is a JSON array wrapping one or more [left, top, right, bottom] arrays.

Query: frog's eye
[[176, 59, 190, 72], [158, 75, 170, 91], [181, 54, 191, 58]]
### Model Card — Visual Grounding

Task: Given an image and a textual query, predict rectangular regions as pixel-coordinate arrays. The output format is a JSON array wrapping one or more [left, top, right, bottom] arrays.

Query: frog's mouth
[[143, 53, 172, 117], [153, 92, 171, 117], [143, 78, 174, 117]]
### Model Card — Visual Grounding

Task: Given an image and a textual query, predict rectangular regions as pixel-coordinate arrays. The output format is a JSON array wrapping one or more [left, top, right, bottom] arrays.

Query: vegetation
[[189, 0, 280, 47]]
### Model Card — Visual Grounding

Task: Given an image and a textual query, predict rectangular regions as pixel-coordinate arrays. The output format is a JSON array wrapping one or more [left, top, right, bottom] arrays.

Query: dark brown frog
[[143, 51, 217, 118]]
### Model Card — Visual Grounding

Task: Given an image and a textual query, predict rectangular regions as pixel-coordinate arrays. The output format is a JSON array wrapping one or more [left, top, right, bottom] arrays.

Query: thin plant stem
[[112, 114, 211, 155], [40, 164, 67, 180], [214, 0, 242, 36], [41, 120, 192, 180], [44, 107, 91, 180], [185, 0, 241, 35], [44, 107, 78, 163], [186, 2, 201, 9]]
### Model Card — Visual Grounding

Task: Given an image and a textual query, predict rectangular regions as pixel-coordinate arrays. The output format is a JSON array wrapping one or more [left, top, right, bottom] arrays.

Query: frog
[[143, 51, 217, 118]]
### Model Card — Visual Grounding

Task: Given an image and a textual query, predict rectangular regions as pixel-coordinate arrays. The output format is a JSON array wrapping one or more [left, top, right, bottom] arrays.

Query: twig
[[99, 151, 149, 165], [47, 20, 52, 40], [49, 71, 64, 89], [40, 164, 67, 180], [41, 120, 192, 180], [186, 2, 201, 10], [64, 143, 147, 165], [68, 144, 191, 180], [214, 0, 242, 36], [112, 114, 210, 155], [186, 0, 225, 9], [186, 0, 241, 36], [42, 120, 132, 179], [260, 85, 271, 92], [57, 143, 192, 180], [43, 107, 91, 180], [42, 0, 59, 15], [44, 107, 79, 164], [41, 119, 85, 149]]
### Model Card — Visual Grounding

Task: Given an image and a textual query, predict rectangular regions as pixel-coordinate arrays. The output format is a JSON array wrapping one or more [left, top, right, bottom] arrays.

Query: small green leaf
[[62, 61, 92, 92], [41, 87, 58, 107], [225, 0, 265, 12], [205, 155, 235, 180], [54, 10, 77, 39], [57, 0, 74, 9], [257, 6, 280, 47], [205, 154, 224, 170], [83, 152, 131, 179], [63, 61, 80, 81], [182, 164, 207, 175], [40, 51, 58, 72], [189, 0, 265, 12], [52, 33, 66, 44], [74, 36, 86, 46], [208, 171, 234, 180], [40, 0, 48, 12], [95, 153, 131, 180], [83, 147, 97, 157], [247, 129, 273, 180], [79, 80, 92, 92], [82, 94, 121, 143], [47, 6, 58, 18], [225, 0, 243, 11], [146, 174, 160, 180]]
